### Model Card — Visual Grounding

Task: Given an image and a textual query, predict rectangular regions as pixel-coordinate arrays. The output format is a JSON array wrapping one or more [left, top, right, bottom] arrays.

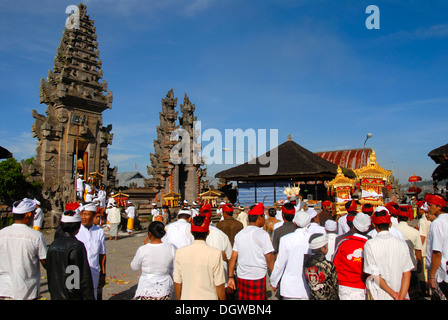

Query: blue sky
[[0, 0, 447, 185]]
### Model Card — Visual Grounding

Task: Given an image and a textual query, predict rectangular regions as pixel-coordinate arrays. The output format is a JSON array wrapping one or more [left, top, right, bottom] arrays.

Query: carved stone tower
[[179, 93, 202, 202], [29, 4, 116, 224], [146, 90, 206, 205], [146, 89, 179, 201]]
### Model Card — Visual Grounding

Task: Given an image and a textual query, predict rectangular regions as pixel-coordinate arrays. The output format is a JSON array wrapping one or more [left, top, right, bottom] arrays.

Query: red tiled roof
[[315, 148, 372, 170]]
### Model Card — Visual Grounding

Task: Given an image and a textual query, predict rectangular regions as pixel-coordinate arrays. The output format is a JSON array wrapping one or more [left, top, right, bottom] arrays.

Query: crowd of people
[[0, 190, 447, 301]]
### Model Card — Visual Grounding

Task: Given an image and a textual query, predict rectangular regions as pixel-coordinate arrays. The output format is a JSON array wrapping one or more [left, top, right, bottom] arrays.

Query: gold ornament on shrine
[[326, 166, 355, 215], [353, 149, 392, 208]]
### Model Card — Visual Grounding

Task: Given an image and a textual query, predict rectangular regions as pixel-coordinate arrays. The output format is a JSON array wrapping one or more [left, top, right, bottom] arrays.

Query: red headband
[[385, 202, 400, 215], [222, 204, 234, 213], [281, 205, 295, 215], [191, 215, 210, 232], [322, 200, 332, 207], [200, 203, 211, 212], [249, 203, 265, 216], [426, 194, 447, 208], [372, 211, 391, 225], [346, 212, 356, 222], [345, 200, 358, 212]]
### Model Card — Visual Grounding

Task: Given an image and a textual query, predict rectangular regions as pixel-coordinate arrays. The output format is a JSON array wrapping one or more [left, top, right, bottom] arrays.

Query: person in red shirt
[[332, 212, 371, 300]]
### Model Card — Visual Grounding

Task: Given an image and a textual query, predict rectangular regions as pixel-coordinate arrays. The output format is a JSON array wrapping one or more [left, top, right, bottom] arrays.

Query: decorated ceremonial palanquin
[[326, 166, 355, 215], [163, 191, 181, 208], [353, 150, 392, 209], [199, 189, 222, 208], [89, 172, 104, 187], [112, 192, 130, 208]]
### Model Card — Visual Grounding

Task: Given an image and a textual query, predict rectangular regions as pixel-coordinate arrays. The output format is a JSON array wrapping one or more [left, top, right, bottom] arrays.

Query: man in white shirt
[[84, 181, 95, 203], [76, 202, 107, 300], [93, 185, 106, 224], [107, 203, 121, 240], [363, 207, 414, 300], [0, 198, 47, 300], [324, 219, 338, 262], [395, 206, 423, 299], [174, 214, 226, 300], [425, 194, 448, 298], [151, 202, 161, 221], [228, 203, 275, 300], [76, 174, 85, 200], [200, 204, 233, 290], [162, 208, 193, 249], [33, 199, 44, 231], [125, 201, 136, 235], [307, 208, 326, 236], [191, 201, 200, 218], [270, 211, 312, 300], [417, 200, 432, 294]]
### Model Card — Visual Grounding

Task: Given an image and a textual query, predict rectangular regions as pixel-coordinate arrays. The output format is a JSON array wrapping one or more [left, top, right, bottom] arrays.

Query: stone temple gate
[[24, 4, 117, 226]]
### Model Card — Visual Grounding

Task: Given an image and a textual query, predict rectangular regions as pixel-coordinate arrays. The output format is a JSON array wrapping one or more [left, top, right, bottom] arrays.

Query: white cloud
[[0, 132, 36, 160]]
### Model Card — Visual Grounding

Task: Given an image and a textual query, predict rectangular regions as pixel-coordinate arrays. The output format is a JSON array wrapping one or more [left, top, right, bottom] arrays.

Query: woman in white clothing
[[130, 221, 176, 300]]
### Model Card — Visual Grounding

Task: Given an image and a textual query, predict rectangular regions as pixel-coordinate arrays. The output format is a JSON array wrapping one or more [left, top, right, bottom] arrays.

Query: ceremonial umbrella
[[408, 174, 422, 183]]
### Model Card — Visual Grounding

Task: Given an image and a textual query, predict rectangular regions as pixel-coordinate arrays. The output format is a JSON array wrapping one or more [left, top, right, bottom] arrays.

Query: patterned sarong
[[236, 277, 266, 300]]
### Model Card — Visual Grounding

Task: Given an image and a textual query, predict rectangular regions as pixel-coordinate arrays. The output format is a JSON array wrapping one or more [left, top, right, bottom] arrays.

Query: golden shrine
[[88, 172, 104, 187], [326, 166, 355, 215], [199, 189, 222, 208], [353, 149, 392, 208], [112, 192, 129, 208], [163, 191, 181, 208]]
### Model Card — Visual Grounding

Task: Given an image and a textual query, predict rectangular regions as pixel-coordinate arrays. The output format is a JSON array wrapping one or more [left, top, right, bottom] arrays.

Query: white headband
[[80, 202, 97, 212], [12, 198, 37, 214], [309, 234, 328, 250], [178, 209, 191, 216], [307, 208, 318, 219], [293, 211, 311, 228], [353, 213, 371, 233], [61, 210, 81, 223], [325, 220, 337, 232]]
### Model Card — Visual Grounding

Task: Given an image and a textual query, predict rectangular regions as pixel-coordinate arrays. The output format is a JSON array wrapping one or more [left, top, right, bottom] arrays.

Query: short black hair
[[268, 208, 276, 218], [60, 221, 81, 234]]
